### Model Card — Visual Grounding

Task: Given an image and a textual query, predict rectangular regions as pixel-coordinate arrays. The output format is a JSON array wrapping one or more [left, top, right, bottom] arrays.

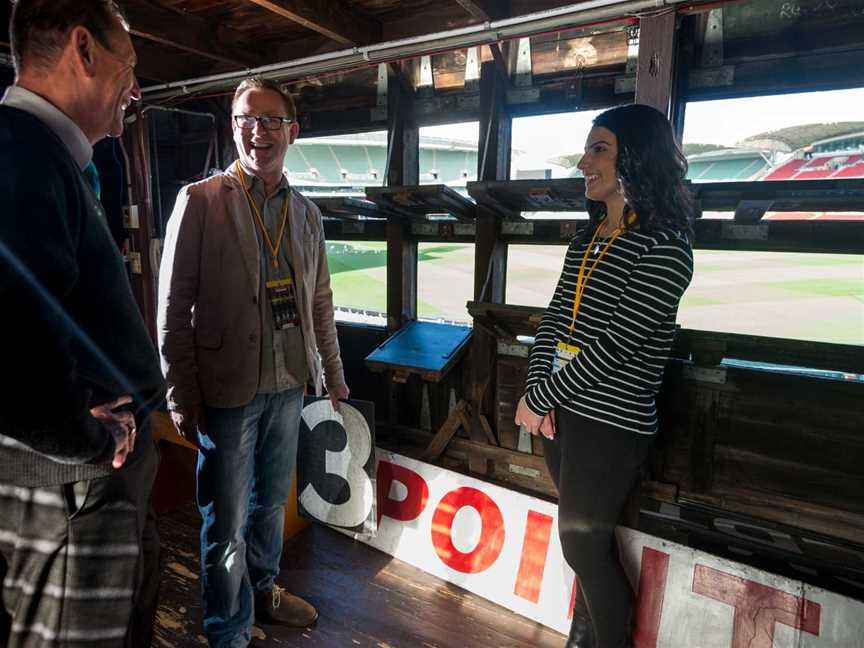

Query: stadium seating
[[832, 154, 864, 178], [763, 158, 808, 180], [688, 157, 767, 181], [301, 144, 344, 183], [277, 136, 484, 190], [764, 154, 864, 180]]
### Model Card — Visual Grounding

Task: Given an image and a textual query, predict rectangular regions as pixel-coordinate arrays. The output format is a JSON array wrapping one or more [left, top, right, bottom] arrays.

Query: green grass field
[[327, 242, 864, 345]]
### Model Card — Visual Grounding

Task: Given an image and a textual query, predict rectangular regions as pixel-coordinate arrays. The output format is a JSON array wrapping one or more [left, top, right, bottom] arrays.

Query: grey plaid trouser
[[0, 441, 158, 648]]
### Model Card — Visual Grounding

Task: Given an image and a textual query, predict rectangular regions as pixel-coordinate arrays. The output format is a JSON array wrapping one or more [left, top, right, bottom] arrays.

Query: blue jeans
[[196, 387, 304, 648]]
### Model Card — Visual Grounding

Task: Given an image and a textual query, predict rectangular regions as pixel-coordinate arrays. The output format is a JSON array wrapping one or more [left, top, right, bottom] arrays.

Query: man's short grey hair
[[232, 77, 297, 121], [10, 0, 128, 73]]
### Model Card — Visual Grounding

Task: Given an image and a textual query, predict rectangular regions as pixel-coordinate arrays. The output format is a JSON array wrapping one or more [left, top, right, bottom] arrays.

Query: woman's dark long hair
[[586, 104, 695, 236]]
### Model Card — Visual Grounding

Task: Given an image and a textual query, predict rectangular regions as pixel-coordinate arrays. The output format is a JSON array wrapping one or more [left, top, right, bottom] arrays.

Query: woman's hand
[[515, 396, 544, 437], [539, 409, 556, 440]]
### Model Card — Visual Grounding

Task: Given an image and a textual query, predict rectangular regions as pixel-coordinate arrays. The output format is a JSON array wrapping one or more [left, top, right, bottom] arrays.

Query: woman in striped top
[[514, 104, 695, 648]]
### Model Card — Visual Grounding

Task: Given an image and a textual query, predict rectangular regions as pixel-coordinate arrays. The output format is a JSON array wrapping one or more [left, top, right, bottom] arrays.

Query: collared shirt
[[238, 168, 309, 393], [1, 86, 92, 170]]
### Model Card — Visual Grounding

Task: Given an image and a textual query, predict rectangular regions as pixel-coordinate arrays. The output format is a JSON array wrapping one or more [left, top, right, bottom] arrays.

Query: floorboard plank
[[154, 506, 565, 647]]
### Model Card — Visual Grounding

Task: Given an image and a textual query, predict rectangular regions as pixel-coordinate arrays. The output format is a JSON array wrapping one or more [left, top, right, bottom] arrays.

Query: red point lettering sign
[[358, 451, 864, 646]]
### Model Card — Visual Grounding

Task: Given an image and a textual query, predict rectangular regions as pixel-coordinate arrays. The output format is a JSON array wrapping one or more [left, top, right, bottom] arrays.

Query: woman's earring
[[616, 177, 625, 194]]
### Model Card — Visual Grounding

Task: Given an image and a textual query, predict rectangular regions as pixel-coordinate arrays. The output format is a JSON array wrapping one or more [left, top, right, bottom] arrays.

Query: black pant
[[543, 409, 651, 648]]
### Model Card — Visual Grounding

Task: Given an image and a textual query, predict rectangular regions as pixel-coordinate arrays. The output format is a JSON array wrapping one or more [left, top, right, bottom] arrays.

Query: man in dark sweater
[[0, 2, 165, 647]]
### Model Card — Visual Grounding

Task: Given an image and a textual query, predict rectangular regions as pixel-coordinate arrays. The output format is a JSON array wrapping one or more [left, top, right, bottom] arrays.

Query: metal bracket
[[502, 221, 534, 236], [411, 223, 438, 236], [372, 63, 388, 121], [682, 364, 727, 385], [509, 463, 541, 479], [516, 429, 533, 454], [416, 97, 442, 115], [734, 200, 774, 223], [464, 46, 481, 91], [614, 75, 637, 94], [721, 222, 769, 241], [506, 87, 540, 104], [689, 65, 734, 89], [497, 342, 530, 358], [514, 37, 533, 87], [128, 251, 142, 274], [701, 9, 724, 68], [457, 94, 480, 112], [418, 55, 434, 95], [625, 24, 640, 75], [122, 204, 140, 229], [376, 63, 388, 107], [341, 222, 366, 234]]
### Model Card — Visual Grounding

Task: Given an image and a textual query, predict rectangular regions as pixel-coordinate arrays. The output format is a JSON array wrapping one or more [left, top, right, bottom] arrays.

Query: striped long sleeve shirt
[[524, 226, 693, 435]]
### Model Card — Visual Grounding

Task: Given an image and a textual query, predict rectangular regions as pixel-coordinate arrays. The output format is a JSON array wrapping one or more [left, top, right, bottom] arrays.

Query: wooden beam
[[384, 73, 418, 332], [488, 42, 511, 86], [122, 112, 159, 340], [385, 69, 419, 189], [465, 59, 512, 476], [635, 10, 678, 115], [245, 0, 378, 46], [388, 61, 415, 98], [130, 38, 237, 84], [125, 4, 257, 69], [477, 61, 511, 187], [453, 0, 508, 22], [385, 220, 417, 333], [422, 400, 469, 460]]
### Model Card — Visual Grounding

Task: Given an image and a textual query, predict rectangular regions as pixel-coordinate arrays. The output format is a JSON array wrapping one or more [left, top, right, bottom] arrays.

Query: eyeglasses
[[233, 115, 293, 130]]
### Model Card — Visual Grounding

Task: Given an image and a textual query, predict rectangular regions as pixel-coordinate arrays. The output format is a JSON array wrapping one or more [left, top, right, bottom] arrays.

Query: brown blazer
[[157, 163, 344, 412]]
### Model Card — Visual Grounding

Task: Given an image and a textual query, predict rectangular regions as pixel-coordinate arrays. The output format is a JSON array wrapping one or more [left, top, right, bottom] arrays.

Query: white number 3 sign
[[297, 398, 377, 535]]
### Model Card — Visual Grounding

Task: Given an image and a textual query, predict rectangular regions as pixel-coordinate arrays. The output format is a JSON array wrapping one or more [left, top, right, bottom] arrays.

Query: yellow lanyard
[[568, 219, 630, 335], [235, 160, 289, 269]]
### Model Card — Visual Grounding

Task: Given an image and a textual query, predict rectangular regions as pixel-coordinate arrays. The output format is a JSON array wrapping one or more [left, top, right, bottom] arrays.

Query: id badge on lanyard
[[553, 341, 580, 374], [266, 275, 300, 330]]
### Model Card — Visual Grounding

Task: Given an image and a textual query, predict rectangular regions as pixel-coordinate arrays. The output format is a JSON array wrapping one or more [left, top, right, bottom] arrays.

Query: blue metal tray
[[365, 320, 472, 381]]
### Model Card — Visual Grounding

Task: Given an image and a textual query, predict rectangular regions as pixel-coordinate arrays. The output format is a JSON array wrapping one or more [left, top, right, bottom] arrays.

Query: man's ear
[[288, 120, 300, 144], [70, 26, 98, 77]]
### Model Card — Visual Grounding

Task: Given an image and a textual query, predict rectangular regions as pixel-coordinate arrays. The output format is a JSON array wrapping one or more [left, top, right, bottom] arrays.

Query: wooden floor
[[154, 506, 565, 648]]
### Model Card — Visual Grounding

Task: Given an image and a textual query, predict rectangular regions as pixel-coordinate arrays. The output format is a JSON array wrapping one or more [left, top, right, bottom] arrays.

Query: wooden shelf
[[468, 178, 587, 217], [311, 196, 393, 220], [365, 184, 476, 221]]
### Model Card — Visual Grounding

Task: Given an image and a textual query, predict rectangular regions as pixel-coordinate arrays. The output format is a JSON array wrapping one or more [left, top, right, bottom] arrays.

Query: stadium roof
[[739, 122, 864, 152], [683, 143, 735, 156], [687, 148, 769, 162], [547, 153, 582, 168]]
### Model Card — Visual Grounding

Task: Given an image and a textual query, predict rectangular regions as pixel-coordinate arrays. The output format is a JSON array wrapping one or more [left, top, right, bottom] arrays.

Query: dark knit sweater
[[525, 225, 693, 435], [0, 106, 165, 486]]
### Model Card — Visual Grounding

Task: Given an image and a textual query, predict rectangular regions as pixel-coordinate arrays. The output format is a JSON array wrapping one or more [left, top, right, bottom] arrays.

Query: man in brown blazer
[[157, 77, 348, 648]]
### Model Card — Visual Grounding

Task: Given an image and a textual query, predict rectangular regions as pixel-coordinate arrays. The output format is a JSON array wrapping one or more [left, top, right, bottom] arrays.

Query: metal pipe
[[141, 0, 712, 102], [141, 104, 216, 121]]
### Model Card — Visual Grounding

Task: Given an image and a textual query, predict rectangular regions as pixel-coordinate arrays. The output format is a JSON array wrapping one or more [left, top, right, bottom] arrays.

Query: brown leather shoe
[[254, 585, 318, 627]]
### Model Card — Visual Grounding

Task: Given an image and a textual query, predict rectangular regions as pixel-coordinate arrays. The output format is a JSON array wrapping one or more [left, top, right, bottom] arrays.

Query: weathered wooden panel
[[658, 361, 864, 541], [496, 354, 526, 451]]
